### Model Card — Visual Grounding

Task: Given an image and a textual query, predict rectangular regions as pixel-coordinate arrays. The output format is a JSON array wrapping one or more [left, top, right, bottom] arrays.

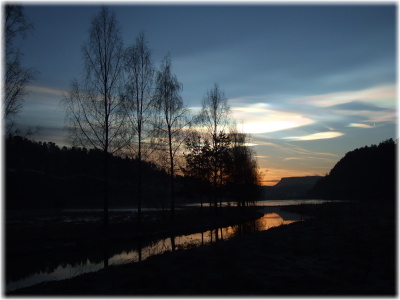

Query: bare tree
[[154, 55, 190, 222], [199, 84, 231, 212], [200, 83, 230, 142], [4, 5, 37, 130], [122, 32, 155, 224], [62, 7, 127, 228]]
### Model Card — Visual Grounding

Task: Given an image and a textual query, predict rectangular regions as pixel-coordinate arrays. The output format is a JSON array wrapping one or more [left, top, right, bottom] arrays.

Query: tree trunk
[[103, 82, 109, 228], [170, 235, 176, 251], [103, 149, 109, 228], [137, 130, 142, 225], [169, 133, 175, 223]]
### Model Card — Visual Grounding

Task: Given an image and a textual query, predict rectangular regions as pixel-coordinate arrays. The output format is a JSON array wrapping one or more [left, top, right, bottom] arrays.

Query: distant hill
[[309, 139, 396, 202], [262, 176, 322, 200], [274, 176, 323, 188]]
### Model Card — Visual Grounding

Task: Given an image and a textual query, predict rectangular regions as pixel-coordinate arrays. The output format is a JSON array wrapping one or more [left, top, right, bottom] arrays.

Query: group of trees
[[4, 6, 262, 227], [183, 129, 261, 211], [183, 86, 261, 214]]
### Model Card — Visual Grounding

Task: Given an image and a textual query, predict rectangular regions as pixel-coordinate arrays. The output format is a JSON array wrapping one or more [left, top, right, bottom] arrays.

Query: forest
[[5, 6, 262, 225], [309, 138, 397, 202], [5, 134, 261, 211]]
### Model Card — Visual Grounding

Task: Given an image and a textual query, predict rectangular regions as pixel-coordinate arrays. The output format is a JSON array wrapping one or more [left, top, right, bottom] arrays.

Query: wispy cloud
[[27, 85, 66, 97], [251, 138, 339, 158], [334, 109, 396, 124], [292, 84, 396, 109], [283, 143, 339, 158], [283, 131, 344, 141], [347, 123, 375, 128], [231, 103, 314, 134], [283, 156, 337, 163]]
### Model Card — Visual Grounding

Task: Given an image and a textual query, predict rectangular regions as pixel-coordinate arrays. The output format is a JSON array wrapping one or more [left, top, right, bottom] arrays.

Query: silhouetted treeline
[[310, 139, 397, 201], [6, 134, 261, 211], [182, 129, 262, 211], [5, 135, 170, 210]]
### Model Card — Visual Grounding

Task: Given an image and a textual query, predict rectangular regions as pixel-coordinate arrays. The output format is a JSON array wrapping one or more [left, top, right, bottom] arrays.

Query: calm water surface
[[6, 201, 324, 292]]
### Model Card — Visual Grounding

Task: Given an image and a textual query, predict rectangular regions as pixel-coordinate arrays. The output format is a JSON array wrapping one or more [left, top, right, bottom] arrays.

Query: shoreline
[[6, 205, 264, 292], [6, 206, 264, 255], [8, 201, 396, 295]]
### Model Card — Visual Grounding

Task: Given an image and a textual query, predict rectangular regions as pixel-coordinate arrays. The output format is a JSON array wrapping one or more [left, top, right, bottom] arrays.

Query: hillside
[[5, 135, 170, 210], [310, 139, 396, 201], [274, 176, 322, 187], [262, 176, 322, 200]]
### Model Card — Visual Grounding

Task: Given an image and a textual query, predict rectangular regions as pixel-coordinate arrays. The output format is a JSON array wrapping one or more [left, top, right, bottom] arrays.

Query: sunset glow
[[13, 4, 396, 186]]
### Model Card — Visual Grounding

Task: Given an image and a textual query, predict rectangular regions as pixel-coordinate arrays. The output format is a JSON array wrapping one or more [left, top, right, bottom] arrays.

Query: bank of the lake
[[10, 201, 395, 296], [7, 205, 267, 292], [6, 206, 263, 255]]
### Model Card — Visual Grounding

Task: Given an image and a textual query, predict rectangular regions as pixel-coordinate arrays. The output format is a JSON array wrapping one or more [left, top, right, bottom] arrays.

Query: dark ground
[[8, 201, 396, 296]]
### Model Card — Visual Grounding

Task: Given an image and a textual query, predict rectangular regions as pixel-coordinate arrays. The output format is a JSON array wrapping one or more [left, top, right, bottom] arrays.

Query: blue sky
[[11, 3, 397, 184]]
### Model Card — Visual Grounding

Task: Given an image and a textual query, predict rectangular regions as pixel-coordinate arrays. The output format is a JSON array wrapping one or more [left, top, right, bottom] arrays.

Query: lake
[[6, 200, 329, 292], [185, 199, 335, 207]]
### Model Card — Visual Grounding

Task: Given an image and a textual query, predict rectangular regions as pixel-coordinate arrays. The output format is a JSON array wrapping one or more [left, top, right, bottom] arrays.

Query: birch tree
[[63, 7, 127, 228], [123, 32, 155, 224], [4, 4, 37, 132], [154, 55, 189, 222], [199, 83, 231, 212]]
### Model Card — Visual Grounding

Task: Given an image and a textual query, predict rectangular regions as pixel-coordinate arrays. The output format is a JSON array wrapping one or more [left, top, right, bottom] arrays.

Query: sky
[[8, 2, 397, 185]]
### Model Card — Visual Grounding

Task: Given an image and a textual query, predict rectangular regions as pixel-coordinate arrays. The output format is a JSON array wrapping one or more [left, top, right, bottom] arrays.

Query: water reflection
[[256, 212, 296, 228], [7, 207, 302, 293]]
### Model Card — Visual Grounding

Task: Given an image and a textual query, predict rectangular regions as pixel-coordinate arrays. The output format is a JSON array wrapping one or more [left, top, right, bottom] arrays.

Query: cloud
[[292, 84, 396, 109], [250, 138, 339, 158], [231, 103, 314, 134], [283, 131, 344, 141], [283, 156, 331, 161], [334, 108, 396, 124], [347, 123, 375, 128], [331, 101, 387, 111], [27, 85, 66, 97]]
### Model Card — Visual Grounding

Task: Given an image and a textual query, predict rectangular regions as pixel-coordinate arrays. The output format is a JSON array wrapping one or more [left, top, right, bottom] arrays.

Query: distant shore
[[10, 201, 395, 296]]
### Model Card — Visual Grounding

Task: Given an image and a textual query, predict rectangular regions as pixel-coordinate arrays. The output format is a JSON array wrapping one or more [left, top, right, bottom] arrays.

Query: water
[[185, 199, 335, 208], [6, 202, 321, 292]]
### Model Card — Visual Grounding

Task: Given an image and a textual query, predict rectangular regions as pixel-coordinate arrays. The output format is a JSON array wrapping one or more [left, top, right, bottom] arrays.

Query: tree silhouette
[[153, 55, 190, 222], [183, 130, 213, 211], [62, 7, 127, 228], [198, 84, 231, 213], [4, 4, 37, 132], [226, 127, 261, 207], [123, 32, 155, 224]]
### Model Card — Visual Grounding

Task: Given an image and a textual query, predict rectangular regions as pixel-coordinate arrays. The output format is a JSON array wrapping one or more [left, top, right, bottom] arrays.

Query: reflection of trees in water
[[7, 236, 156, 283], [8, 217, 267, 289], [231, 219, 263, 237]]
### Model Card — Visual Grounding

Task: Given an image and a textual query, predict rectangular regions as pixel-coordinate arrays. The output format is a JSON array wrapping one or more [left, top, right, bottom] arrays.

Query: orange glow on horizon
[[258, 167, 323, 186]]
